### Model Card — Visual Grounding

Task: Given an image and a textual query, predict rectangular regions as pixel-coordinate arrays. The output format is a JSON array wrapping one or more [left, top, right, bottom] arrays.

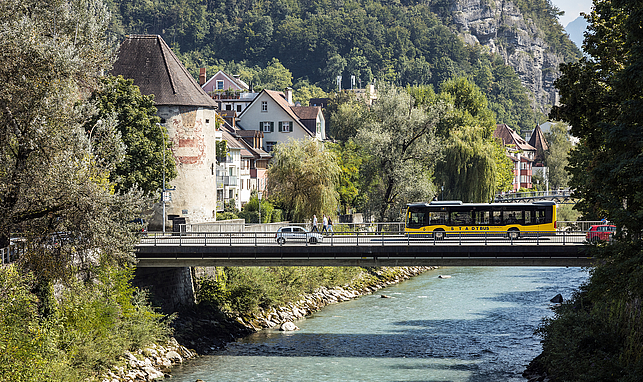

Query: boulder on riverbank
[[280, 321, 299, 331]]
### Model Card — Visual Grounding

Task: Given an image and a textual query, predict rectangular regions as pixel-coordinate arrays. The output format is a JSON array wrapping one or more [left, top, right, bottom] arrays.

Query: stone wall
[[132, 267, 196, 313]]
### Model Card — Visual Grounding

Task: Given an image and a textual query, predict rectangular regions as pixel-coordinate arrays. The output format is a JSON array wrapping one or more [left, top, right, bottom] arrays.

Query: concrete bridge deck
[[135, 231, 595, 267]]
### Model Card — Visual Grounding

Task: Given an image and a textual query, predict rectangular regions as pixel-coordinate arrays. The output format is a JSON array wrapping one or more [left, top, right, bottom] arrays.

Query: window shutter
[[259, 122, 263, 131], [278, 121, 283, 132], [270, 122, 274, 132]]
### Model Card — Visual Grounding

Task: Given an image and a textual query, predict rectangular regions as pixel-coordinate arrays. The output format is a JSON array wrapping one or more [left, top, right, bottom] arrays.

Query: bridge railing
[[139, 229, 592, 247], [1, 239, 26, 265], [494, 189, 574, 202]]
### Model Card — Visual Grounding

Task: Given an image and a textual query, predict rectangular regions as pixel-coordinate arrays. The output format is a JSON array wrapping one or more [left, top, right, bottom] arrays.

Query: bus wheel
[[508, 229, 520, 239], [434, 230, 445, 240]]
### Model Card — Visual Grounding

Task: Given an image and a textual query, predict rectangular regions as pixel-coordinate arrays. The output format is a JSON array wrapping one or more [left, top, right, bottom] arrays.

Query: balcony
[[217, 175, 238, 188]]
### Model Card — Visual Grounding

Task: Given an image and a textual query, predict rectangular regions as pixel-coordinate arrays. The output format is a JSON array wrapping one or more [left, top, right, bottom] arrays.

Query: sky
[[551, 0, 593, 27]]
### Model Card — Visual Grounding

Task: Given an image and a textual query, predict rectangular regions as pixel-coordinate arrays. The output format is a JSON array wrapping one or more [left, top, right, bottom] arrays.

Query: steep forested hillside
[[105, 0, 580, 135]]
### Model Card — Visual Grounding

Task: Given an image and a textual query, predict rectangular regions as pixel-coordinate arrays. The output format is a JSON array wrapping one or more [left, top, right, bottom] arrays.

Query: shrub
[[271, 209, 283, 222]]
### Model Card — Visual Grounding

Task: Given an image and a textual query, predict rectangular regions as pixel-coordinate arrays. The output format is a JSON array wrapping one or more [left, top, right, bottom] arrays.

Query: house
[[199, 69, 258, 114], [217, 130, 243, 211], [237, 88, 325, 152], [111, 35, 220, 229], [493, 123, 537, 191], [223, 127, 271, 206], [527, 124, 549, 189]]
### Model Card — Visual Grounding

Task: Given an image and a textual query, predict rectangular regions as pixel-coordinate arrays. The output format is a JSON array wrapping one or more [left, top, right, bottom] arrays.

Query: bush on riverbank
[[532, 241, 643, 381], [0, 265, 172, 382], [196, 266, 363, 316]]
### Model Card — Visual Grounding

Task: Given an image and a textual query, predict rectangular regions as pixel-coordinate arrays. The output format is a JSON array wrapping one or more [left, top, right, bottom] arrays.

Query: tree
[[431, 78, 506, 202], [326, 91, 369, 141], [327, 140, 365, 215], [0, 0, 147, 291], [266, 138, 339, 222], [292, 80, 328, 106], [256, 58, 292, 91], [86, 75, 177, 195], [544, 122, 572, 190], [356, 84, 446, 221], [550, 0, 642, 231], [534, 2, 643, 380]]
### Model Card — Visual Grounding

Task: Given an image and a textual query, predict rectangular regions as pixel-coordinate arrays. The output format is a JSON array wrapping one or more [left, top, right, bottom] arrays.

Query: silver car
[[275, 226, 323, 244]]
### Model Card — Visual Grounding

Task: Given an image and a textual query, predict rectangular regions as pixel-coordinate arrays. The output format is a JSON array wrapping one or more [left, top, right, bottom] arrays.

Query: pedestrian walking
[[322, 214, 328, 234], [328, 216, 333, 233], [312, 215, 318, 232]]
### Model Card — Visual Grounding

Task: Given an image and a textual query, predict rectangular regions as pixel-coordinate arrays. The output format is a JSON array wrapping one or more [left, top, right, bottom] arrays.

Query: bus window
[[408, 210, 427, 228], [429, 211, 448, 225], [503, 208, 524, 225], [492, 210, 502, 225], [450, 211, 473, 225], [535, 209, 546, 224], [475, 210, 490, 225], [524, 209, 533, 225]]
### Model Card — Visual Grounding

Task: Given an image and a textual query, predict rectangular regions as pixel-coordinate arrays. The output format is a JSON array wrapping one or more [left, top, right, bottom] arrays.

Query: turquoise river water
[[167, 267, 589, 382]]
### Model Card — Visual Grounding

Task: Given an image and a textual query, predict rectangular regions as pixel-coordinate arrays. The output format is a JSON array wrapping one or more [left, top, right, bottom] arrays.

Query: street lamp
[[258, 191, 263, 224]]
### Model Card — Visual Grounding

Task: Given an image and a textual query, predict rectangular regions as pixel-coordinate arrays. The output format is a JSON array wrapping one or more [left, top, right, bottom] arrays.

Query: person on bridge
[[321, 215, 328, 234], [328, 216, 334, 233], [312, 215, 319, 232]]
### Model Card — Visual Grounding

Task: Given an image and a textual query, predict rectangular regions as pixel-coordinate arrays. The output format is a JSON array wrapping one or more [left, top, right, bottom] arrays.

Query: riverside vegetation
[[524, 1, 643, 381]]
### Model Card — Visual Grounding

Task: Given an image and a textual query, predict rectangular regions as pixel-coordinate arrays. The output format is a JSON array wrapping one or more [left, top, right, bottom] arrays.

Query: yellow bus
[[405, 200, 557, 239]]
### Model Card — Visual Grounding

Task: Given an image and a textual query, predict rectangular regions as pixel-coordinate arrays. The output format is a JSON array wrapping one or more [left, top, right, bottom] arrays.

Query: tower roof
[[528, 124, 549, 161], [111, 35, 217, 108]]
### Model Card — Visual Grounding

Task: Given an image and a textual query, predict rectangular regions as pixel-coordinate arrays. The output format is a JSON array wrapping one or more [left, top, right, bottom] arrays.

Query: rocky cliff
[[435, 0, 578, 114]]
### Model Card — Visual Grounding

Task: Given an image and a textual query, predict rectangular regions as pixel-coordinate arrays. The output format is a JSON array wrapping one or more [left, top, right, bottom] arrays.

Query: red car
[[586, 224, 616, 242]]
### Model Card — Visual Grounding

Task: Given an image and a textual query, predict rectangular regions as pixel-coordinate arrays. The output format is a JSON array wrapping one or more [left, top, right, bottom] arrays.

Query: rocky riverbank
[[101, 266, 435, 381]]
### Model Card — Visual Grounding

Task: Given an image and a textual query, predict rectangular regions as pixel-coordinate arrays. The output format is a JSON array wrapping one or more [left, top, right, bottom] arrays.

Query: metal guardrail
[[494, 190, 575, 203], [1, 241, 26, 265], [139, 229, 590, 247]]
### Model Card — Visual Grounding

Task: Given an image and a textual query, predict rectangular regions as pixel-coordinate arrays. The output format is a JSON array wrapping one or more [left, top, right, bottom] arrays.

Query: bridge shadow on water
[[217, 285, 563, 382]]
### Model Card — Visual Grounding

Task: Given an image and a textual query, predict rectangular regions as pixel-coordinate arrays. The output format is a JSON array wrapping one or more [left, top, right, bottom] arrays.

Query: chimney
[[285, 87, 293, 105], [199, 68, 206, 86]]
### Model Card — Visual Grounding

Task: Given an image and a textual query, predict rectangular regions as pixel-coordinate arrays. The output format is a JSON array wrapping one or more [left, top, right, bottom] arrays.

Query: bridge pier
[[132, 267, 196, 313]]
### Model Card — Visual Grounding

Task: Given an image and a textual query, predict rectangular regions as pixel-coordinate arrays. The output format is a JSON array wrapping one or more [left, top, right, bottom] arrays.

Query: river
[[168, 267, 588, 381]]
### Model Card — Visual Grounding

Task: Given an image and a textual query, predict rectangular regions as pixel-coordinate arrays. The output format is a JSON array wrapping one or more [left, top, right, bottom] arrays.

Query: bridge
[[135, 230, 595, 268], [494, 189, 575, 204]]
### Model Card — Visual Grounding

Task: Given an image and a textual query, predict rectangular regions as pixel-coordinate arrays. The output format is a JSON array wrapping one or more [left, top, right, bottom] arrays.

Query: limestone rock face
[[436, 0, 573, 114]]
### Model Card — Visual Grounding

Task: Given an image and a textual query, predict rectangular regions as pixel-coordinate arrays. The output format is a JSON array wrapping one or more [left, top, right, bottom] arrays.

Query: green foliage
[[432, 78, 507, 202], [197, 267, 362, 315], [292, 80, 328, 106], [217, 212, 239, 220], [216, 140, 229, 164], [0, 2, 174, 380], [327, 140, 366, 214], [356, 84, 446, 220], [107, 0, 561, 134], [267, 138, 340, 222], [87, 75, 177, 195], [0, 265, 171, 381], [536, 1, 643, 379], [325, 91, 369, 141], [550, 0, 643, 233], [544, 122, 572, 190], [556, 203, 581, 222]]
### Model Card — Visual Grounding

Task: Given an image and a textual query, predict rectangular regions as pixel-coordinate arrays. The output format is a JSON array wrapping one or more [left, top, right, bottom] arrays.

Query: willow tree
[[356, 84, 446, 221], [266, 138, 340, 222], [432, 77, 506, 202]]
